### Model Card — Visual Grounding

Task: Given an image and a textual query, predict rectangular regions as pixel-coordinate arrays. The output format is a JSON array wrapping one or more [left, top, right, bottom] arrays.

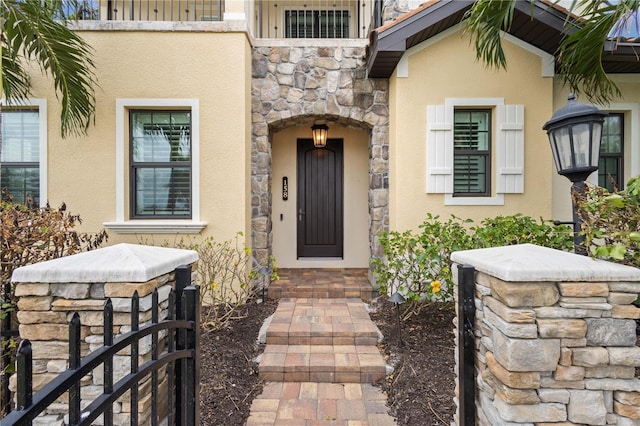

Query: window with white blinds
[[1, 109, 40, 207], [129, 110, 192, 218], [453, 110, 490, 196], [427, 99, 524, 204]]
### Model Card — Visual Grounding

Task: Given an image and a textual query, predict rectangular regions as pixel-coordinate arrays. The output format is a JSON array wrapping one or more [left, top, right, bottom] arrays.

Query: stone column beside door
[[251, 40, 390, 272], [9, 243, 198, 425], [452, 244, 640, 425]]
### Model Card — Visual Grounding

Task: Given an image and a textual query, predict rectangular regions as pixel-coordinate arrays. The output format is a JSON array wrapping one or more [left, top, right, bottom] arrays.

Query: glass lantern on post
[[543, 94, 608, 255]]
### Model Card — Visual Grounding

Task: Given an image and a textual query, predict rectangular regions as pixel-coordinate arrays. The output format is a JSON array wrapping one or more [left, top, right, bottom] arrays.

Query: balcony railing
[[255, 0, 383, 39], [60, 0, 384, 38], [60, 0, 224, 21]]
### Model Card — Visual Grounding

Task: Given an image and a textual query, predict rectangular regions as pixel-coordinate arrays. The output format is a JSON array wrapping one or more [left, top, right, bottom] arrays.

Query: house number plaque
[[282, 177, 288, 201]]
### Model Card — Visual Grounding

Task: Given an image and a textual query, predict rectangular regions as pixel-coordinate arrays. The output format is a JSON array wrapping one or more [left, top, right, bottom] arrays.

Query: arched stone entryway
[[251, 41, 389, 273]]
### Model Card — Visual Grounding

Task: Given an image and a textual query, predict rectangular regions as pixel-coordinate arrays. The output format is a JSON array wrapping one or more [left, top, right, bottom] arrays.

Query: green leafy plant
[[471, 214, 573, 251], [578, 176, 640, 267], [373, 214, 474, 318], [3, 0, 97, 138], [172, 233, 278, 331], [373, 213, 574, 318]]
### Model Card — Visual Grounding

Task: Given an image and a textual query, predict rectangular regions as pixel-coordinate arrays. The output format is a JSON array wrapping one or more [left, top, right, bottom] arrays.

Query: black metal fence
[[60, 0, 224, 21], [457, 264, 476, 426], [1, 281, 19, 416], [3, 265, 200, 425], [255, 0, 384, 39], [60, 0, 386, 38]]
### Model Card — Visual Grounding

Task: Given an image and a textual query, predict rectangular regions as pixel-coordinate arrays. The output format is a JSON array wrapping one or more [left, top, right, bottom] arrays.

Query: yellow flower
[[212, 282, 219, 289], [430, 280, 441, 293]]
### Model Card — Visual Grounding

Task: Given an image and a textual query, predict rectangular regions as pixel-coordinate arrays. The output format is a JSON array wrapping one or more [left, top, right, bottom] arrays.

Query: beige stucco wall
[[26, 29, 252, 247], [551, 77, 640, 222], [271, 125, 370, 267], [388, 28, 555, 232]]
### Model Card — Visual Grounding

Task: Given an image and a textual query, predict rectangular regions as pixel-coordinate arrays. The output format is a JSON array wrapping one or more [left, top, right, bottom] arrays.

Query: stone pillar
[[10, 243, 198, 425], [452, 244, 640, 426], [251, 41, 390, 273]]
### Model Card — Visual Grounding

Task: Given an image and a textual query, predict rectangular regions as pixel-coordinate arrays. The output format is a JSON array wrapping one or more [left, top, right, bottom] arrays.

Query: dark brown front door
[[297, 138, 344, 258]]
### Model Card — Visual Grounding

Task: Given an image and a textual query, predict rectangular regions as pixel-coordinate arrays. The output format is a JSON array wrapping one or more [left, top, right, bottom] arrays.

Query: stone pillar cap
[[11, 243, 198, 284], [451, 244, 640, 282]]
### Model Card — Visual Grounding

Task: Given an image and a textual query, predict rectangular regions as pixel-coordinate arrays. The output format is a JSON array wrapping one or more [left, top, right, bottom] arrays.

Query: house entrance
[[296, 138, 344, 258]]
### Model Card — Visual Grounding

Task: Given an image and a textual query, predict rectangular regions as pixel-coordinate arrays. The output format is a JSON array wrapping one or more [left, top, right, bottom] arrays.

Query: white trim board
[[105, 98, 205, 234]]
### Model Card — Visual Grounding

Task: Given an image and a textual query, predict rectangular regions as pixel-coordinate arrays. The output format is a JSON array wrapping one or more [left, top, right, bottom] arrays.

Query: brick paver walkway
[[248, 382, 394, 425], [246, 269, 396, 425]]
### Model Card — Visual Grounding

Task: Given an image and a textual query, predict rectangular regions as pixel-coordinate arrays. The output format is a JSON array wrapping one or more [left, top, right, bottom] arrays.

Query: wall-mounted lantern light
[[311, 123, 329, 148]]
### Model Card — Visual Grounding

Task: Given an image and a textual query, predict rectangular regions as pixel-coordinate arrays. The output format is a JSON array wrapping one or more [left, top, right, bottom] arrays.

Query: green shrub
[[373, 214, 474, 317], [578, 176, 640, 268], [373, 213, 574, 318], [472, 214, 573, 251]]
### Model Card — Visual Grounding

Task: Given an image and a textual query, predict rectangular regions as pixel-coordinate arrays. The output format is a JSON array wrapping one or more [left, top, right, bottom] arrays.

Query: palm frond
[[2, 0, 97, 137], [556, 0, 636, 104], [464, 0, 518, 70], [2, 47, 32, 102], [465, 0, 640, 105], [557, 2, 620, 103]]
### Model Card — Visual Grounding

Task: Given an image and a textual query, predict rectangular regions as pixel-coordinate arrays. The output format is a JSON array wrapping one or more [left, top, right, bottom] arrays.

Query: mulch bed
[[370, 299, 457, 426], [199, 297, 456, 425], [199, 299, 278, 425]]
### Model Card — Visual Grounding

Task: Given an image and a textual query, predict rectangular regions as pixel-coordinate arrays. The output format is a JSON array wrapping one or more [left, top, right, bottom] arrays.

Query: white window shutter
[[426, 105, 453, 193], [496, 104, 525, 193]]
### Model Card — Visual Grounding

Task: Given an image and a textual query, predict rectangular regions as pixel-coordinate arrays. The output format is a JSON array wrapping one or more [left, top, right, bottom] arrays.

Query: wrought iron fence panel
[[3, 265, 200, 426]]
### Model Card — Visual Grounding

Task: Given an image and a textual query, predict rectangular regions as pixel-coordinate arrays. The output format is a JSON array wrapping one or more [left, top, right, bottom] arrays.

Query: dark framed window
[[1, 109, 40, 207], [284, 10, 349, 38], [453, 109, 491, 196], [599, 113, 624, 191], [129, 110, 192, 218]]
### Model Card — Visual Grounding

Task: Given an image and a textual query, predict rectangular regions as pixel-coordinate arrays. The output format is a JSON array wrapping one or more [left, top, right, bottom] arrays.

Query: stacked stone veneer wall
[[451, 244, 640, 426], [251, 40, 390, 268], [9, 244, 198, 425]]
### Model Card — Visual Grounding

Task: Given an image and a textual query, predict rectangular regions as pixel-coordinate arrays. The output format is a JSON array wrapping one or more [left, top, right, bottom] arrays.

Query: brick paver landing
[[268, 269, 373, 301], [247, 270, 395, 425]]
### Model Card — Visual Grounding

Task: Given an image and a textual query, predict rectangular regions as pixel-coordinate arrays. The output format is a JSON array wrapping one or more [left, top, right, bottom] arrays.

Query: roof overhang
[[603, 41, 640, 73], [367, 0, 473, 78], [366, 0, 640, 78]]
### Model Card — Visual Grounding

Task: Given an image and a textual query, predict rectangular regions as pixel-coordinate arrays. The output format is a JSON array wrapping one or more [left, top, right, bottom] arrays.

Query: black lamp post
[[389, 291, 406, 347], [543, 94, 608, 255], [257, 266, 270, 301]]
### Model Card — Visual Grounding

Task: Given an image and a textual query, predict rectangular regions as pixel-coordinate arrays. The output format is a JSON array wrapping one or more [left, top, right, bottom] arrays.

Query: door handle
[[298, 209, 306, 221]]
